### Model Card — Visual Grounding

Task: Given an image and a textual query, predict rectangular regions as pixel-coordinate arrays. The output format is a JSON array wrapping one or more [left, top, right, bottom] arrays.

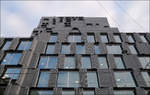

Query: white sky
[[0, 1, 149, 37]]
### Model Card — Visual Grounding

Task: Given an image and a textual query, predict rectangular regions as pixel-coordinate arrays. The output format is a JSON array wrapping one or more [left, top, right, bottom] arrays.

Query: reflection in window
[[68, 35, 81, 42], [2, 68, 21, 80], [114, 90, 135, 95], [38, 56, 57, 69], [64, 57, 75, 69], [141, 72, 150, 87], [61, 45, 70, 54], [87, 35, 95, 43], [114, 35, 121, 43], [100, 34, 108, 43], [87, 71, 98, 87], [2, 41, 11, 50], [128, 45, 137, 54], [127, 35, 135, 43], [1, 53, 22, 65], [83, 90, 95, 95], [37, 72, 50, 87], [107, 45, 122, 54], [46, 45, 55, 54], [49, 35, 57, 42], [62, 90, 75, 95], [94, 45, 100, 54], [76, 45, 85, 54], [81, 56, 91, 69], [138, 57, 150, 69], [98, 57, 108, 69], [18, 41, 32, 50], [30, 90, 53, 95], [58, 71, 79, 87], [114, 56, 125, 69], [140, 35, 147, 43], [114, 72, 136, 87]]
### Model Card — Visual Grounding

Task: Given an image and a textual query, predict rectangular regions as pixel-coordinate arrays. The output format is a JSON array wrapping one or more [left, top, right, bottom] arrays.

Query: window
[[127, 35, 135, 43], [141, 72, 150, 87], [37, 71, 50, 87], [107, 45, 122, 54], [46, 45, 55, 54], [68, 35, 81, 42], [94, 45, 100, 54], [138, 57, 150, 69], [76, 45, 85, 54], [81, 56, 91, 69], [114, 56, 125, 69], [87, 35, 95, 43], [49, 35, 57, 42], [114, 90, 135, 95], [128, 45, 137, 54], [64, 56, 75, 69], [57, 71, 79, 87], [2, 68, 21, 80], [100, 34, 108, 43], [98, 57, 108, 69], [38, 56, 58, 69], [145, 90, 150, 95], [18, 41, 32, 50], [114, 71, 136, 87], [62, 90, 75, 95], [87, 71, 98, 87], [61, 45, 70, 54], [83, 90, 95, 95], [114, 35, 121, 43], [30, 90, 53, 95], [2, 41, 11, 50], [140, 35, 147, 43], [1, 53, 22, 65]]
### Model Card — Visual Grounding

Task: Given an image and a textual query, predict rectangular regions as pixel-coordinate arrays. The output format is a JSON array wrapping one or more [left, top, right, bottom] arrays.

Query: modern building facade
[[0, 17, 150, 95]]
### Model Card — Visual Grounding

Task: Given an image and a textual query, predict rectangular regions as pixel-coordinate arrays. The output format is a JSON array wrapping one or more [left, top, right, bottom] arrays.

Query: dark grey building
[[0, 17, 150, 95]]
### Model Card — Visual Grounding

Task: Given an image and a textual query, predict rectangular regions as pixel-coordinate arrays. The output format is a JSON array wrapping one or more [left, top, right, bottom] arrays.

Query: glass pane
[[3, 68, 20, 79], [37, 72, 50, 87], [83, 90, 95, 95], [87, 71, 98, 87], [140, 35, 147, 43], [76, 45, 85, 54], [61, 45, 70, 54], [100, 35, 108, 43], [1, 53, 22, 65], [30, 90, 53, 95], [87, 35, 95, 43], [68, 35, 81, 42], [46, 45, 55, 54], [141, 72, 150, 87], [2, 41, 11, 50], [114, 90, 134, 95], [114, 57, 125, 69], [138, 57, 150, 69], [18, 41, 32, 50], [128, 45, 137, 54], [64, 57, 75, 69], [107, 45, 122, 54], [81, 56, 91, 69], [114, 72, 136, 87], [62, 90, 75, 95], [38, 56, 57, 69], [58, 71, 79, 87], [98, 57, 108, 69], [49, 35, 57, 42], [114, 35, 121, 43], [127, 35, 134, 43], [94, 45, 100, 54]]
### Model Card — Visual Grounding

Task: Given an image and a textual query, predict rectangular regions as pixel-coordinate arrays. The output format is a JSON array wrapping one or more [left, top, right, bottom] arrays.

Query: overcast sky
[[1, 1, 149, 37]]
